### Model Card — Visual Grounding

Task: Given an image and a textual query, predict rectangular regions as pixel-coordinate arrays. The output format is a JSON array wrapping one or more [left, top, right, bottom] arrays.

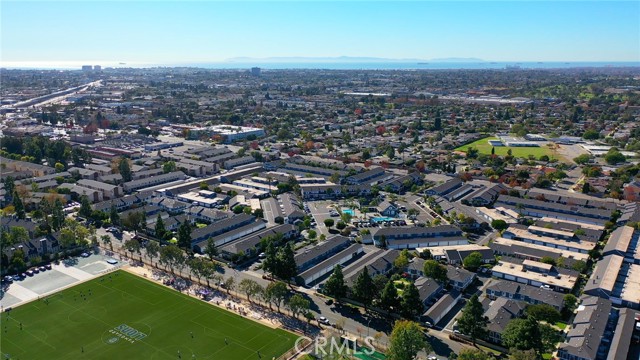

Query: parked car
[[319, 316, 330, 325], [39, 266, 46, 272], [80, 252, 90, 258], [45, 264, 52, 270], [324, 299, 334, 306], [26, 270, 34, 276]]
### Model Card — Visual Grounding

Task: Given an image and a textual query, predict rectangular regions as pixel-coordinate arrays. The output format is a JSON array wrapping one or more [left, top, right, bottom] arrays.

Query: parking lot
[[1, 251, 125, 308]]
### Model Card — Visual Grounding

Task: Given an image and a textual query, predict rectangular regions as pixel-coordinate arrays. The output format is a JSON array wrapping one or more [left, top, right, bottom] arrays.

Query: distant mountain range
[[225, 56, 486, 63]]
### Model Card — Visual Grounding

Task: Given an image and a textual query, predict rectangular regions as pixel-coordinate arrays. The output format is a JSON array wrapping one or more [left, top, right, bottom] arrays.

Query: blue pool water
[[371, 217, 395, 223], [342, 209, 355, 216]]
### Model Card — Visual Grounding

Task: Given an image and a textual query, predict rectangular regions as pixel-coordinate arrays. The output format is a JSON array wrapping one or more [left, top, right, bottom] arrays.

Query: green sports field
[[455, 136, 555, 159], [0, 271, 297, 360]]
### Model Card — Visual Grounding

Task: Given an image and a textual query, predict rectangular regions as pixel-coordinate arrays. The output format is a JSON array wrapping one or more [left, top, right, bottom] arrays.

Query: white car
[[319, 316, 330, 325]]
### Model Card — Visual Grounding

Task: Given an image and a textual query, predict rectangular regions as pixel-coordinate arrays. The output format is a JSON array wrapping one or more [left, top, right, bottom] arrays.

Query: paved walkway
[[53, 263, 94, 281], [3, 283, 40, 303]]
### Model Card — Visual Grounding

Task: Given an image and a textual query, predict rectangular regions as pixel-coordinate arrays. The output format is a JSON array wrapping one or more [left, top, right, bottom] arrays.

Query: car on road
[[319, 316, 330, 325], [324, 299, 334, 305]]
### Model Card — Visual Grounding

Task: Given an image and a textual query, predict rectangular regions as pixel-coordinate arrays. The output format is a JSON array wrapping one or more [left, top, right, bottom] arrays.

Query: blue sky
[[2, 1, 639, 66]]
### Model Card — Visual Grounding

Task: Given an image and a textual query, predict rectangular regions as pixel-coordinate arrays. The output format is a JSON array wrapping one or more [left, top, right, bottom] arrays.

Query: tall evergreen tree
[[457, 294, 489, 345], [12, 191, 25, 219], [51, 198, 65, 231], [380, 280, 399, 312], [352, 268, 375, 308], [324, 265, 347, 300], [78, 195, 92, 218], [400, 283, 423, 319], [110, 205, 120, 226], [177, 221, 192, 250], [118, 157, 132, 182], [154, 214, 167, 239], [276, 242, 297, 282]]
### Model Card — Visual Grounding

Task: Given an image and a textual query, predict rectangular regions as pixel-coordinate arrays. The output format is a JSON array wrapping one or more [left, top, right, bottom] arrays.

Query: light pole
[[367, 317, 372, 337]]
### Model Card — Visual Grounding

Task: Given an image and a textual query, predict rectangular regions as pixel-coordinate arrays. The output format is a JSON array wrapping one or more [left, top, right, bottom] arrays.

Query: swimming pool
[[371, 217, 395, 222], [342, 209, 355, 216]]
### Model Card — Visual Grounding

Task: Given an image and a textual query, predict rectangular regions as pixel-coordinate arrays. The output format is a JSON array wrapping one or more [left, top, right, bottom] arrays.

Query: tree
[[525, 304, 561, 324], [352, 268, 375, 308], [394, 249, 410, 269], [118, 157, 132, 182], [605, 148, 626, 165], [12, 191, 25, 219], [239, 278, 262, 303], [110, 205, 120, 226], [324, 218, 335, 228], [563, 294, 578, 313], [154, 214, 167, 239], [188, 257, 205, 283], [573, 154, 592, 165], [380, 280, 400, 312], [124, 238, 141, 259], [276, 242, 297, 282], [287, 293, 310, 319], [3, 176, 15, 198], [223, 277, 235, 294], [324, 265, 348, 300], [457, 294, 488, 345], [336, 221, 346, 230], [146, 241, 160, 266], [78, 195, 92, 218], [458, 348, 493, 360], [274, 216, 284, 224], [400, 283, 423, 319], [100, 234, 112, 250], [501, 317, 544, 355], [163, 161, 176, 173], [491, 219, 508, 231], [462, 252, 484, 272], [386, 320, 430, 360], [177, 221, 192, 251], [51, 198, 66, 231], [509, 349, 537, 360], [582, 129, 600, 140], [264, 281, 288, 312], [159, 245, 184, 274], [204, 238, 218, 261], [54, 162, 65, 173], [423, 260, 448, 284]]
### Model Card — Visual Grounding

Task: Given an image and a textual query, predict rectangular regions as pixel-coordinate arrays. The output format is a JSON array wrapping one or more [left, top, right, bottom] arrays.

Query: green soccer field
[[455, 136, 556, 159], [0, 270, 297, 360]]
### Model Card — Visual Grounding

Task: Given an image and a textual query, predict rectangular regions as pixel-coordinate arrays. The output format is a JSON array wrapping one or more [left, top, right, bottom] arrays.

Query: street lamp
[[367, 317, 372, 337]]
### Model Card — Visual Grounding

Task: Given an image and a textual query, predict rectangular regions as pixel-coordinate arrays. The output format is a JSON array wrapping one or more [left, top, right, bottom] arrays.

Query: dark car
[[45, 264, 52, 270], [324, 299, 334, 306]]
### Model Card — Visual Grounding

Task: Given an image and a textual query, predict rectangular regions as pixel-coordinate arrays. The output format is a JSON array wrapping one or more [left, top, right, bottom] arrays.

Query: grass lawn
[[393, 279, 411, 295], [455, 137, 556, 159], [554, 321, 568, 330], [0, 270, 297, 360]]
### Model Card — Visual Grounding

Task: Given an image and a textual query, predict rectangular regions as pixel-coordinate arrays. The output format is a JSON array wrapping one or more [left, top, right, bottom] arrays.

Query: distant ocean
[[3, 61, 639, 70], [193, 61, 640, 70]]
